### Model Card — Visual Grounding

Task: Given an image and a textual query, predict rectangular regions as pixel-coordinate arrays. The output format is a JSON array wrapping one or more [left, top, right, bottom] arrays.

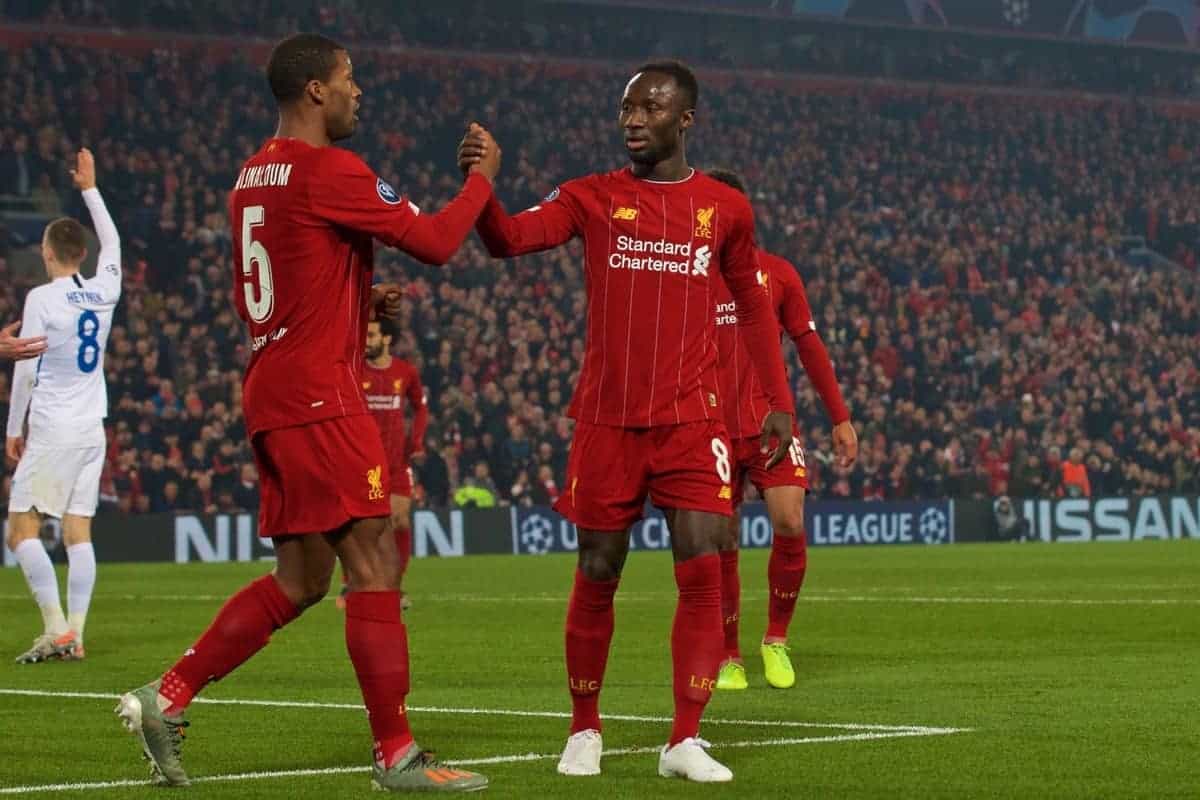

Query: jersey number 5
[[241, 205, 275, 323]]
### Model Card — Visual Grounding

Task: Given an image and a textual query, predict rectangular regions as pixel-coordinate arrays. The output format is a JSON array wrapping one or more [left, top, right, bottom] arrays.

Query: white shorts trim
[[8, 442, 104, 518]]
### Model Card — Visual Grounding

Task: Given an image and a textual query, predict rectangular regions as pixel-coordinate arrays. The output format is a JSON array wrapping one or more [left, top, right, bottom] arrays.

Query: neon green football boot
[[761, 642, 795, 689], [716, 659, 748, 690]]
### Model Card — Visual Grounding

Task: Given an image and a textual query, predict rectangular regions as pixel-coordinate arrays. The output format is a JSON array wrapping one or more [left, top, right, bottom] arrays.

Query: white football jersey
[[6, 188, 121, 448]]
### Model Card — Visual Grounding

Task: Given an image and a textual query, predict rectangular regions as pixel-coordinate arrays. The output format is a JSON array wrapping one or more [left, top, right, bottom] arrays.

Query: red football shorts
[[389, 461, 413, 498], [730, 431, 809, 510], [252, 414, 391, 538], [553, 419, 734, 530]]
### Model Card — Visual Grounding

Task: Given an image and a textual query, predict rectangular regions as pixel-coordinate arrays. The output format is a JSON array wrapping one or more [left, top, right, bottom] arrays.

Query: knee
[[298, 580, 330, 611], [277, 573, 331, 611], [5, 517, 37, 551], [578, 548, 623, 583], [770, 505, 806, 538]]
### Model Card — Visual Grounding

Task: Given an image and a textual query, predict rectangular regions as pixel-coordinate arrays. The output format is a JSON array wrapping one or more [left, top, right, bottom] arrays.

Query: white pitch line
[[0, 592, 1192, 606], [0, 689, 967, 734], [0, 728, 964, 795], [800, 595, 1199, 606]]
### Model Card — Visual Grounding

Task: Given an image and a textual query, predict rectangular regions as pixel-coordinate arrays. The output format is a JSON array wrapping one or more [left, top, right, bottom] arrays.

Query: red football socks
[[159, 575, 299, 714], [564, 569, 619, 734], [394, 525, 412, 579], [670, 553, 723, 746], [345, 590, 414, 768], [766, 533, 808, 641], [718, 549, 741, 661]]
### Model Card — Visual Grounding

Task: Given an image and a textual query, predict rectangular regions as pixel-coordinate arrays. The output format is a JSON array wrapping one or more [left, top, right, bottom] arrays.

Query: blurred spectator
[[233, 463, 259, 511], [1062, 448, 1092, 498]]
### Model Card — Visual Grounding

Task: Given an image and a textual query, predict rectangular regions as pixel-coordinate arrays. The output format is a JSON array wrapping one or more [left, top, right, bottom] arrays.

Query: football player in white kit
[[6, 149, 120, 663]]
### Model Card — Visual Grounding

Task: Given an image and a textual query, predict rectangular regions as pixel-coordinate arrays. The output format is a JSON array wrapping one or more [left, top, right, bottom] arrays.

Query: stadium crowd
[[2, 35, 1199, 513], [7, 0, 1200, 98]]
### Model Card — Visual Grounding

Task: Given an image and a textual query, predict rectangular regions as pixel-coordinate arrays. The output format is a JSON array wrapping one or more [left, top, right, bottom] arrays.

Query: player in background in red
[[460, 62, 795, 784], [117, 34, 498, 793], [706, 168, 858, 692], [341, 316, 428, 610]]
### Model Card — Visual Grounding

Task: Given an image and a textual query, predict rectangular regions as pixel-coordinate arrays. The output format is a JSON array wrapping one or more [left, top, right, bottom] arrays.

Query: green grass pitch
[[1, 541, 1197, 798]]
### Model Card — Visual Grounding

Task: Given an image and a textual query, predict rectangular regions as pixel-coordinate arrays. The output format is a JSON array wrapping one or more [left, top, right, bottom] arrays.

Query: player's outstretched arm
[[5, 296, 46, 458], [310, 143, 497, 267], [396, 125, 499, 263], [458, 124, 580, 258], [0, 321, 46, 361], [74, 148, 122, 302]]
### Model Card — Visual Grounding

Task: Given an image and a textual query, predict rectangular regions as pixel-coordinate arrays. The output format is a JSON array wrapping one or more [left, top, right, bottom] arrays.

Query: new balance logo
[[613, 206, 638, 220], [692, 245, 711, 277]]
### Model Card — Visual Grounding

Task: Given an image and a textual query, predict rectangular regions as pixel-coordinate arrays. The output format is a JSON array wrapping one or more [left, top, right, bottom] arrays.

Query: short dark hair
[[44, 217, 87, 264], [634, 60, 698, 110], [371, 316, 397, 340], [707, 168, 746, 195], [267, 33, 344, 105]]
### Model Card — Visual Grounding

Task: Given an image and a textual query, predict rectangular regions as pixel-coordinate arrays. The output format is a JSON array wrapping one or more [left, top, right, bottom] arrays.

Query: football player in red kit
[[117, 34, 498, 793], [363, 317, 427, 606], [460, 62, 794, 783], [706, 168, 858, 692], [336, 316, 427, 610]]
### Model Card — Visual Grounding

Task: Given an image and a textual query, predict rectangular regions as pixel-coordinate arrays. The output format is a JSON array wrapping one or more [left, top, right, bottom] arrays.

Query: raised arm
[[308, 144, 497, 266], [473, 192, 581, 258], [458, 124, 582, 257], [75, 149, 121, 303]]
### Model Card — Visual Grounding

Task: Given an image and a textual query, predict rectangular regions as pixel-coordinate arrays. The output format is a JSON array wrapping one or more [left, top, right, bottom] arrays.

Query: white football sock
[[67, 542, 96, 638], [14, 538, 68, 635]]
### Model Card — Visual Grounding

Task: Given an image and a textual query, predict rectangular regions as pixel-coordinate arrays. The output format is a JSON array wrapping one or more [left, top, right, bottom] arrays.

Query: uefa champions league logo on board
[[519, 513, 557, 554], [918, 508, 950, 545], [1002, 0, 1032, 27]]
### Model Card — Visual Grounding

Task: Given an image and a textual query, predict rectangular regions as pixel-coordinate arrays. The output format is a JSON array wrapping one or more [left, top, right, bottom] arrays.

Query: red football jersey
[[476, 167, 792, 428], [229, 138, 427, 435], [362, 356, 428, 468], [714, 250, 816, 440]]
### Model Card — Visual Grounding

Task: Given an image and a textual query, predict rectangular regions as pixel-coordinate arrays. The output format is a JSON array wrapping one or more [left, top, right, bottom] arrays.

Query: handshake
[[457, 122, 501, 182]]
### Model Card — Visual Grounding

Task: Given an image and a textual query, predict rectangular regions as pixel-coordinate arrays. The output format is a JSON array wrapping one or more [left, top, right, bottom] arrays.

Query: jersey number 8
[[77, 310, 100, 373], [242, 205, 275, 323]]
